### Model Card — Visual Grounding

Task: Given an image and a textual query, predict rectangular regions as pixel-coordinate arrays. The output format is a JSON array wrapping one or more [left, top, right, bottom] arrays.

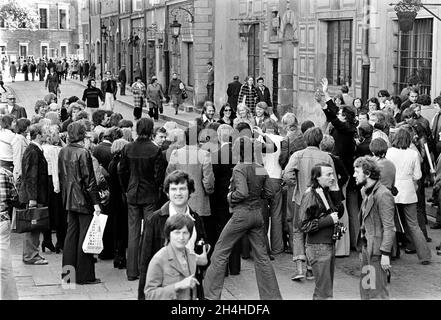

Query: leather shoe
[[128, 276, 139, 281], [426, 237, 432, 243], [421, 261, 430, 265], [405, 249, 416, 254], [269, 254, 275, 261], [430, 223, 441, 229], [78, 278, 101, 285]]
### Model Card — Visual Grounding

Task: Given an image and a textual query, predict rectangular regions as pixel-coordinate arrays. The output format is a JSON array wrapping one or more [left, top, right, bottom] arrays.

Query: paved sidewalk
[[68, 78, 198, 127]]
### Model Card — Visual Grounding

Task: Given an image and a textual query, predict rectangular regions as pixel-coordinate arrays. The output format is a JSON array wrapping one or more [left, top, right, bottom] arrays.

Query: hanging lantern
[[170, 19, 182, 38], [394, 0, 422, 32]]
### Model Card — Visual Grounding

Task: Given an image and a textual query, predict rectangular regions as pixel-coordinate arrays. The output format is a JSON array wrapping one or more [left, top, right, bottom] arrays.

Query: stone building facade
[[0, 0, 80, 64], [214, 0, 441, 126]]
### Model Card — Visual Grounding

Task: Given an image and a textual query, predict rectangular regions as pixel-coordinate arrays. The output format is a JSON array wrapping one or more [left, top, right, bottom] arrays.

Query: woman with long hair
[[217, 103, 236, 127], [237, 76, 258, 115]]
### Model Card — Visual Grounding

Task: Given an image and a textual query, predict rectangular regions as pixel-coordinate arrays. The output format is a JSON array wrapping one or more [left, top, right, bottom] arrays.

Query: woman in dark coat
[[107, 138, 129, 269], [59, 121, 102, 285]]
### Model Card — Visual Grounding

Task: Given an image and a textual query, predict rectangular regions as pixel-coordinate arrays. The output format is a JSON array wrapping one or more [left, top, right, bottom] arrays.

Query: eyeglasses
[[224, 109, 232, 112]]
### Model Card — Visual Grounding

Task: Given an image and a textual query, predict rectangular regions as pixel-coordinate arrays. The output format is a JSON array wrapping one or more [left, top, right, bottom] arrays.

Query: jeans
[[359, 247, 389, 300], [268, 178, 284, 254], [0, 220, 18, 300], [127, 203, 156, 278], [305, 243, 335, 300], [396, 203, 431, 262], [204, 208, 282, 300], [285, 185, 295, 252], [292, 202, 306, 261]]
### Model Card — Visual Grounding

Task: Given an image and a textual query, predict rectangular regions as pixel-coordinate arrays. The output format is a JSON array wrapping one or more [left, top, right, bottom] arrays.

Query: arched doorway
[[280, 23, 296, 108]]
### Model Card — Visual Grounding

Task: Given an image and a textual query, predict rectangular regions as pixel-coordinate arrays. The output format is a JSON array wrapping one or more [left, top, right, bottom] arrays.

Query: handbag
[[13, 206, 50, 233], [181, 89, 188, 100]]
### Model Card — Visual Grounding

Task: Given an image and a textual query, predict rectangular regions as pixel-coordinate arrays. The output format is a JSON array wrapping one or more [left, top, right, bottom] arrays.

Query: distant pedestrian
[[89, 63, 96, 80], [82, 79, 104, 115], [238, 76, 258, 115], [30, 60, 36, 81], [147, 76, 164, 121], [37, 59, 47, 81], [118, 65, 127, 96], [45, 68, 59, 95], [101, 71, 117, 112], [168, 73, 184, 115], [9, 62, 17, 83], [207, 62, 214, 102], [227, 76, 242, 112], [131, 77, 147, 120]]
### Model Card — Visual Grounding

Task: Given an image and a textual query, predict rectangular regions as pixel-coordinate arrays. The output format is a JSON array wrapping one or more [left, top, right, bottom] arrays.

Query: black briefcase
[[14, 207, 50, 233]]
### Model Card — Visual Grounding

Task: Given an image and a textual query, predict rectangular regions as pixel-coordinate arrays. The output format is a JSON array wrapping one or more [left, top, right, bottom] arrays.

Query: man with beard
[[353, 156, 395, 299]]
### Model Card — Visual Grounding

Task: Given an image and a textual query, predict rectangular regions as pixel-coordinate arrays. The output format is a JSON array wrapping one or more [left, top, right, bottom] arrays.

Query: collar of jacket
[[362, 180, 382, 218], [68, 142, 84, 148], [160, 201, 196, 218]]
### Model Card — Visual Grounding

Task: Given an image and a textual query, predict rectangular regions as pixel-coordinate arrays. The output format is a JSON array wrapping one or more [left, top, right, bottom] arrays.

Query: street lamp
[[170, 18, 182, 39], [390, 0, 441, 32]]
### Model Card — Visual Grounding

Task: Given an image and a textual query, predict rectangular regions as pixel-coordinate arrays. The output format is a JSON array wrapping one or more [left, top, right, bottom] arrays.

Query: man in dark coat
[[45, 68, 59, 95], [22, 60, 29, 81], [227, 75, 242, 112], [118, 118, 166, 281], [137, 170, 207, 300], [84, 60, 90, 80], [118, 65, 127, 96], [19, 124, 49, 265], [256, 77, 272, 111], [2, 94, 27, 118]]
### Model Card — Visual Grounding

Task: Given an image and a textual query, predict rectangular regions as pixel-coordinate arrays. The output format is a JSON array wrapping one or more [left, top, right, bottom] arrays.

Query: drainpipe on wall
[[361, 0, 370, 103]]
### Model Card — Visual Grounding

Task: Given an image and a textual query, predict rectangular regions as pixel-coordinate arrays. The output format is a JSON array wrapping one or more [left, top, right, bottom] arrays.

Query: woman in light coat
[[386, 128, 431, 264], [145, 214, 201, 300]]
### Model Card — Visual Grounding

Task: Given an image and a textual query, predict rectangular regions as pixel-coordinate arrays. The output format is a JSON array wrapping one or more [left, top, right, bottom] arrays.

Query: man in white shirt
[[260, 119, 285, 256], [0, 115, 16, 172]]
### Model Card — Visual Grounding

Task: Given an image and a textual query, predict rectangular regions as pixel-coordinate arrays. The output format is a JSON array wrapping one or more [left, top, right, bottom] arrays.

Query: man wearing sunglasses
[[1, 94, 27, 119]]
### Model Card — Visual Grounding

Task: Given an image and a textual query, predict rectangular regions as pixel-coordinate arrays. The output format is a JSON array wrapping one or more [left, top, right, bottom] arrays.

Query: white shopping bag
[[82, 214, 108, 254]]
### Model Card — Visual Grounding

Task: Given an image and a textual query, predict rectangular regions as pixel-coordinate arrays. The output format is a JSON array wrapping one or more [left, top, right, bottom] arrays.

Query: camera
[[332, 222, 347, 241], [194, 238, 205, 255]]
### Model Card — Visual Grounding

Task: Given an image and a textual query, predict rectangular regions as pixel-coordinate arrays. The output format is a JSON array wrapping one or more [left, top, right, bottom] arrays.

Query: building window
[[0, 18, 5, 28], [247, 24, 260, 80], [39, 8, 48, 29], [19, 45, 27, 57], [41, 45, 48, 57], [60, 45, 67, 58], [396, 18, 433, 96], [0, 46, 6, 55], [132, 0, 142, 11], [326, 20, 353, 86], [59, 9, 67, 29]]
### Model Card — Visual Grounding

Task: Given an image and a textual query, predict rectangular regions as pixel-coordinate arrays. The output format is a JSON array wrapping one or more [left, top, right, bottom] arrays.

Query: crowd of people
[[1, 70, 441, 302]]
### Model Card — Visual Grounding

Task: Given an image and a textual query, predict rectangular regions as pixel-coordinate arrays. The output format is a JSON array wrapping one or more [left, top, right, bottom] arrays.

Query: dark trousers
[[57, 72, 63, 83], [44, 179, 66, 247], [346, 188, 362, 249], [416, 177, 428, 238], [212, 207, 241, 275], [113, 198, 128, 261], [148, 103, 159, 120], [100, 204, 114, 259], [62, 211, 95, 283], [204, 209, 282, 300], [24, 72, 28, 81], [207, 84, 214, 102], [306, 243, 335, 300], [120, 82, 126, 95], [360, 247, 389, 300], [127, 203, 156, 278], [39, 73, 45, 81], [201, 215, 216, 253]]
